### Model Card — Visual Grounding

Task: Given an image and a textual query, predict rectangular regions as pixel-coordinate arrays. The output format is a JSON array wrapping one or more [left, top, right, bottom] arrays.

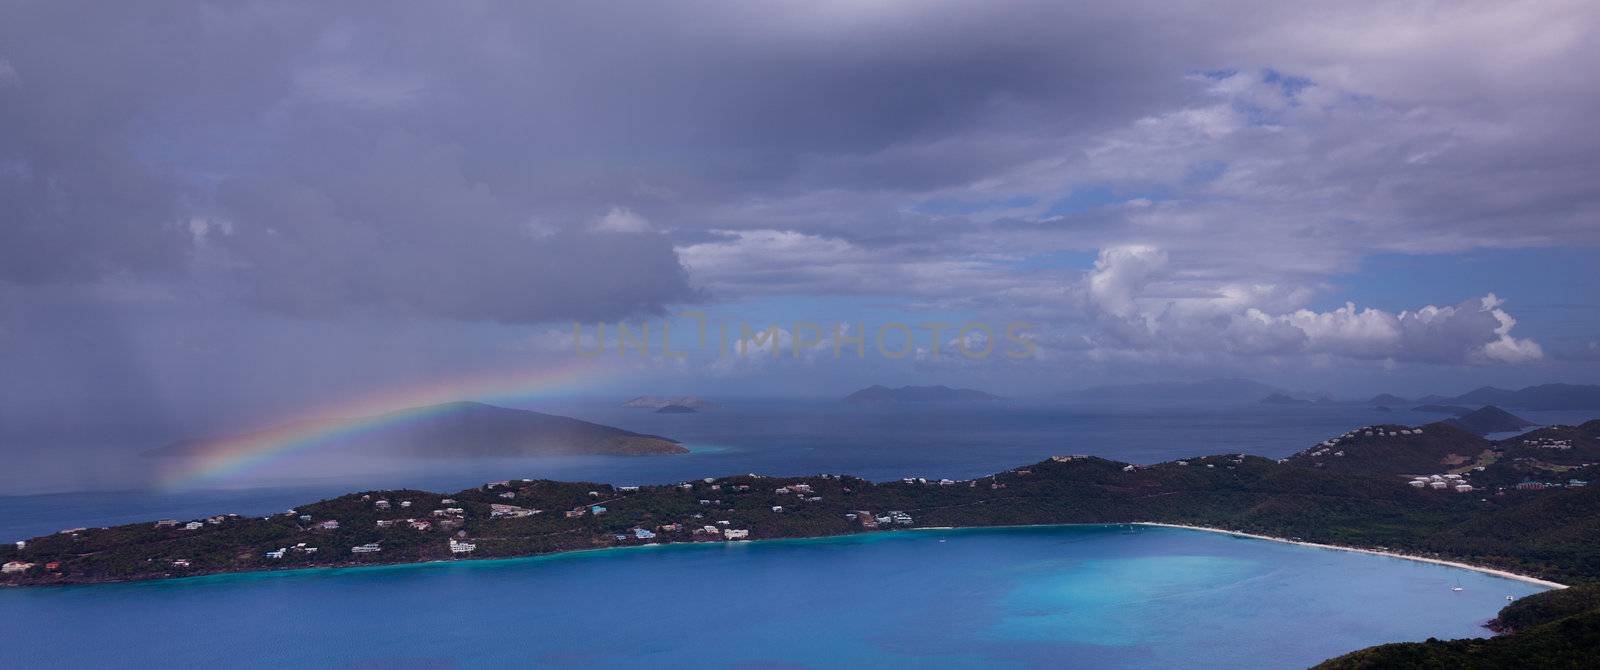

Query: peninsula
[[9, 418, 1598, 589]]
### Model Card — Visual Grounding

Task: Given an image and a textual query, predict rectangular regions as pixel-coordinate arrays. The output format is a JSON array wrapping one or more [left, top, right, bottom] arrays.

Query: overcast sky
[[2, 1, 1598, 434]]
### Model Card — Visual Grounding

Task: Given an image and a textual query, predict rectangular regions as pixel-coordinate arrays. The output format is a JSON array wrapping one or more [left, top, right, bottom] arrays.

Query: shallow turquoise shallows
[[0, 525, 1544, 669]]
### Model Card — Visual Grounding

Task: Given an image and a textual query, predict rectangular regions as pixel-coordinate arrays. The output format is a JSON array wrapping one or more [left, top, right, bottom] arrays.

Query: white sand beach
[[1135, 522, 1568, 590]]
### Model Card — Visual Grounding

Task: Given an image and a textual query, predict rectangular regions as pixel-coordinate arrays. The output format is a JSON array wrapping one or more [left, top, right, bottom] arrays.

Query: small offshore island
[[6, 417, 1600, 665]]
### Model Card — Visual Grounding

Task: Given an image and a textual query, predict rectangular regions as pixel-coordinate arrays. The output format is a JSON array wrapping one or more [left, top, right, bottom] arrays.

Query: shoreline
[[1134, 522, 1569, 590], [7, 522, 1569, 590]]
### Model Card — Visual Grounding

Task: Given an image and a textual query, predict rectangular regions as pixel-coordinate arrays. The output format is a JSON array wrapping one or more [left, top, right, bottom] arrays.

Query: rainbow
[[157, 359, 613, 491]]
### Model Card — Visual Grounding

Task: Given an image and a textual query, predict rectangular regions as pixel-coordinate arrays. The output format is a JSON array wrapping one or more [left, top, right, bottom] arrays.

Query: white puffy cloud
[[1074, 245, 1544, 366], [678, 229, 1017, 300], [593, 206, 654, 234], [707, 323, 840, 376]]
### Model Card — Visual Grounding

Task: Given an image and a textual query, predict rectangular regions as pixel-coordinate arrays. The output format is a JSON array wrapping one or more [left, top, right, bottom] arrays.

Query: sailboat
[[1451, 577, 1464, 592]]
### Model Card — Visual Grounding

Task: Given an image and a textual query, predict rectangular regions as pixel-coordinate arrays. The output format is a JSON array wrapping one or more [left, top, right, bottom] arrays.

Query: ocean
[[0, 525, 1545, 669]]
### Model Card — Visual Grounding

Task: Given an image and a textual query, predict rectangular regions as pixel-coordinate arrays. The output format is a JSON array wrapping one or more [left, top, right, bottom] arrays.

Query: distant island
[[1072, 380, 1600, 410], [844, 385, 1002, 403], [1444, 405, 1537, 436], [1260, 392, 1312, 405], [1367, 383, 1600, 411], [654, 404, 698, 414], [623, 396, 712, 410], [147, 401, 688, 459]]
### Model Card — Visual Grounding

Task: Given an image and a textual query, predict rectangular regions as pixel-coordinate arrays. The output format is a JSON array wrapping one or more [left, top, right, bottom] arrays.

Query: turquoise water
[[0, 525, 1543, 669]]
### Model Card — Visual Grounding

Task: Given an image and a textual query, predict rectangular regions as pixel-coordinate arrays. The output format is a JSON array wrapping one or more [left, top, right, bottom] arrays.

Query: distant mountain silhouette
[[1444, 406, 1537, 435], [1260, 393, 1312, 405], [1439, 384, 1600, 410], [1412, 404, 1475, 416], [149, 401, 686, 458], [845, 385, 1002, 403], [1368, 393, 1409, 405]]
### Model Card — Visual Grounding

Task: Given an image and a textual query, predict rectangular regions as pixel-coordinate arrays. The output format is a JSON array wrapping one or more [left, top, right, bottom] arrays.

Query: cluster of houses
[[1295, 426, 1426, 463], [899, 476, 963, 486], [1168, 455, 1248, 469], [1320, 426, 1424, 451], [1521, 437, 1573, 450], [880, 511, 913, 526], [1361, 426, 1422, 439], [365, 506, 473, 532], [1409, 473, 1473, 493], [263, 542, 321, 560], [553, 500, 765, 543], [611, 528, 658, 542], [482, 479, 541, 491], [277, 494, 488, 557], [155, 515, 236, 531], [773, 483, 825, 502], [1405, 471, 1590, 494], [686, 524, 750, 540], [490, 504, 539, 519], [1513, 479, 1588, 491], [840, 510, 912, 527], [5, 559, 66, 574]]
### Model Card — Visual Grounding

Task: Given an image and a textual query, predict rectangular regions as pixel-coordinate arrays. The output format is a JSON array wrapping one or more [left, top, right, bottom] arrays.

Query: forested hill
[[1315, 583, 1600, 668]]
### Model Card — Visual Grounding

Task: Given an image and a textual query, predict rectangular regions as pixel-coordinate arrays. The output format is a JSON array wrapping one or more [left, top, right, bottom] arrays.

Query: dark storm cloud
[[205, 127, 696, 322], [1, 1, 1195, 321]]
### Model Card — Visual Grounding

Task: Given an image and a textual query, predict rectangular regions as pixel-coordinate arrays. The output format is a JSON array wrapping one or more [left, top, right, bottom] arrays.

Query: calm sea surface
[[0, 525, 1545, 669]]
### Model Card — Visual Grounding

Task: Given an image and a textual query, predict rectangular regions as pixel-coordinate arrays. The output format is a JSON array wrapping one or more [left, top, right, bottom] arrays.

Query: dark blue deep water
[[0, 525, 1544, 669]]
